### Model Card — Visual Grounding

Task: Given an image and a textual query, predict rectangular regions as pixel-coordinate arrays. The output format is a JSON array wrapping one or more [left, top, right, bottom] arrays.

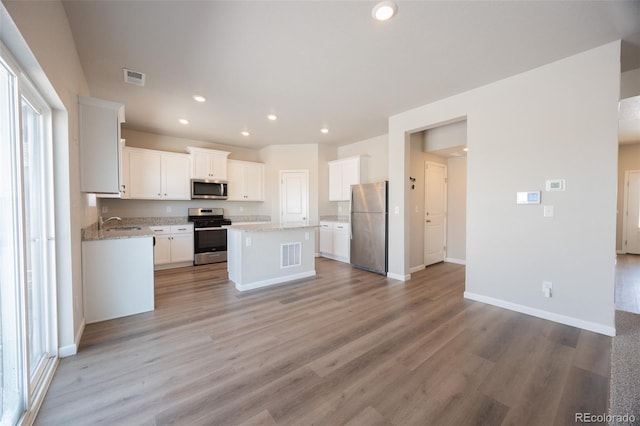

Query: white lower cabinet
[[319, 221, 350, 263], [150, 224, 194, 268]]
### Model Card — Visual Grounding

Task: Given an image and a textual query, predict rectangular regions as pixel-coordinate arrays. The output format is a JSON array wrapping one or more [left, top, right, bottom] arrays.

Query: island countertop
[[227, 223, 318, 232]]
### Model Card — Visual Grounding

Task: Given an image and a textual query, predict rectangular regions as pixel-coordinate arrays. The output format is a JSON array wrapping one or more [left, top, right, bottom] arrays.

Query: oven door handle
[[194, 227, 224, 231]]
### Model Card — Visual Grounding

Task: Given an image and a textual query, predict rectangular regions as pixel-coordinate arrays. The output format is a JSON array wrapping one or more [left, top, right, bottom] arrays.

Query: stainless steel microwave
[[191, 179, 228, 200]]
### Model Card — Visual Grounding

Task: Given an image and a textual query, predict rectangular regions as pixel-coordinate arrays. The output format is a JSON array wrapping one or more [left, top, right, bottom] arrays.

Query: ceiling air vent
[[123, 68, 145, 86]]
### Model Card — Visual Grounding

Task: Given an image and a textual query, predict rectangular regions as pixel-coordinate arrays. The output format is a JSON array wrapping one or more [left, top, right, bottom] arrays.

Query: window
[[1, 47, 57, 426]]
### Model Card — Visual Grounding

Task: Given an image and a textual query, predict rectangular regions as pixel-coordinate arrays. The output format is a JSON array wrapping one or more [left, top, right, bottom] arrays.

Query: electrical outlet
[[239, 206, 244, 212], [246, 237, 252, 247], [338, 205, 343, 213], [305, 231, 309, 240], [166, 206, 172, 213], [542, 281, 552, 298], [101, 206, 108, 213]]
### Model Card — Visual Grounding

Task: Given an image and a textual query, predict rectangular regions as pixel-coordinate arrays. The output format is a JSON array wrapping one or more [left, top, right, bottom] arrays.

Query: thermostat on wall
[[545, 179, 565, 191], [516, 191, 541, 204]]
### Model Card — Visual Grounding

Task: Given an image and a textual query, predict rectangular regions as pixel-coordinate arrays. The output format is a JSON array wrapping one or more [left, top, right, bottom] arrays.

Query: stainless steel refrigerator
[[350, 181, 388, 275]]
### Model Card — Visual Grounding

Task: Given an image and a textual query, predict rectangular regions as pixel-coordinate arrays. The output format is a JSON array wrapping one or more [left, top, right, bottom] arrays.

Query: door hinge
[[444, 177, 448, 183]]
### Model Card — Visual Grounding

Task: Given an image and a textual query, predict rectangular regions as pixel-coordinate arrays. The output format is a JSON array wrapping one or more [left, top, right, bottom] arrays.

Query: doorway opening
[[408, 120, 467, 273]]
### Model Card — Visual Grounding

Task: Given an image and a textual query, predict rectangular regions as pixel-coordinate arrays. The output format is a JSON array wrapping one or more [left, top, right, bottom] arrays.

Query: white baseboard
[[410, 265, 425, 273], [387, 271, 410, 281], [235, 270, 316, 292], [445, 258, 466, 265], [59, 318, 85, 357], [463, 292, 616, 336]]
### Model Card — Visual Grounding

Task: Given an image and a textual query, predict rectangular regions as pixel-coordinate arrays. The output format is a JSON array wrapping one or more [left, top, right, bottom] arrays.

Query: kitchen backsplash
[[99, 198, 266, 219]]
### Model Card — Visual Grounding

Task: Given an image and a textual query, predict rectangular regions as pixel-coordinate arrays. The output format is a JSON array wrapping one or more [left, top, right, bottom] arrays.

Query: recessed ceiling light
[[193, 95, 206, 103], [267, 114, 277, 121], [372, 1, 397, 21], [241, 130, 250, 137], [320, 128, 329, 134], [178, 118, 189, 125]]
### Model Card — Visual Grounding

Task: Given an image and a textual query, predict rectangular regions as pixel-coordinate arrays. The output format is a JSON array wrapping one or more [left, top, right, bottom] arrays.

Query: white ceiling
[[61, 1, 640, 149]]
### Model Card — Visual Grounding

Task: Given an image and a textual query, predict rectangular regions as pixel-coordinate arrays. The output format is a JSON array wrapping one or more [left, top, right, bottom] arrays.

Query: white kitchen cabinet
[[186, 146, 230, 180], [150, 224, 194, 268], [82, 236, 154, 324], [227, 159, 265, 201], [319, 223, 333, 254], [319, 221, 350, 263], [125, 147, 190, 200], [328, 156, 362, 201], [79, 96, 125, 195]]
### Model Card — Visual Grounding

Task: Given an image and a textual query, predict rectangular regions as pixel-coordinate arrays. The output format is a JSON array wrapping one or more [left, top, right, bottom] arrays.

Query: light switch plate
[[543, 205, 554, 217]]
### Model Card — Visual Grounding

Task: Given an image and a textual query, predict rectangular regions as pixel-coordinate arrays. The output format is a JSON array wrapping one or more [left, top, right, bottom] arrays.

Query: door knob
[[426, 220, 431, 223]]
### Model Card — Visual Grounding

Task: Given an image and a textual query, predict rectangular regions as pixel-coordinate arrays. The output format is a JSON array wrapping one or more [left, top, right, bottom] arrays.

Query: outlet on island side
[[542, 281, 553, 298]]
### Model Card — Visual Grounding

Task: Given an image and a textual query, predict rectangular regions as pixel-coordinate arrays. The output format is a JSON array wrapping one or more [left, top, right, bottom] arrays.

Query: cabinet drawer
[[149, 226, 171, 234], [171, 224, 193, 234]]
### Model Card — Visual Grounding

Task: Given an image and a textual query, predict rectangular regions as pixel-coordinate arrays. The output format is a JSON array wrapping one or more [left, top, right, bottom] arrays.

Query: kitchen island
[[227, 223, 317, 291]]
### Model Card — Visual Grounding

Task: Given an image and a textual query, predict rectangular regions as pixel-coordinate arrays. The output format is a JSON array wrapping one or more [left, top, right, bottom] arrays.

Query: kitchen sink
[[106, 226, 142, 231]]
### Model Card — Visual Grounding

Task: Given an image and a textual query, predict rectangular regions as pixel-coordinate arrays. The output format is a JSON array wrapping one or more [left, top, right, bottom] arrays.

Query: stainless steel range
[[188, 208, 232, 265]]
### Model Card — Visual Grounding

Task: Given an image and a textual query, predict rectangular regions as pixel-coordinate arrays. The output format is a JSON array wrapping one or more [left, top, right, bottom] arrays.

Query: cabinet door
[[244, 162, 264, 201], [119, 141, 130, 199], [191, 152, 211, 179], [319, 223, 333, 253], [328, 162, 343, 201], [333, 223, 350, 260], [162, 153, 191, 200], [128, 149, 162, 199], [210, 153, 228, 180], [153, 235, 172, 265], [79, 97, 123, 194], [170, 233, 194, 262], [340, 158, 360, 200], [226, 160, 245, 201]]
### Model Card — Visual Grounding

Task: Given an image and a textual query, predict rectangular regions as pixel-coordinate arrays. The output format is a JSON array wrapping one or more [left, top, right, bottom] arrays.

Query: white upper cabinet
[[79, 96, 125, 195], [328, 156, 362, 201], [125, 147, 190, 200], [227, 160, 265, 201], [186, 146, 230, 180]]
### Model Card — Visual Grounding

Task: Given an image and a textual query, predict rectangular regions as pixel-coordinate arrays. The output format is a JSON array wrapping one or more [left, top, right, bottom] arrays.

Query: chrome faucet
[[99, 216, 122, 230]]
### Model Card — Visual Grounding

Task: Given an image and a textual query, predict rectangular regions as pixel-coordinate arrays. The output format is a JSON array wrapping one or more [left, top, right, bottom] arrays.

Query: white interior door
[[280, 170, 309, 224], [624, 170, 640, 254], [424, 162, 447, 266]]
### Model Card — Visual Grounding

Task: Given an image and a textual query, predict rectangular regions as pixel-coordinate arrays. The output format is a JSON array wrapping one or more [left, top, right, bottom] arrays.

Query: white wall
[[337, 134, 388, 183], [318, 144, 337, 217], [389, 42, 620, 335], [122, 128, 261, 162], [259, 144, 320, 225], [446, 156, 467, 264], [4, 0, 91, 354], [423, 120, 467, 152], [621, 68, 640, 99]]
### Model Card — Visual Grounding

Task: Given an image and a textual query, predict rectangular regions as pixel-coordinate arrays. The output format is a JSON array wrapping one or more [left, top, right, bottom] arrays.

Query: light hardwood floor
[[35, 259, 611, 425]]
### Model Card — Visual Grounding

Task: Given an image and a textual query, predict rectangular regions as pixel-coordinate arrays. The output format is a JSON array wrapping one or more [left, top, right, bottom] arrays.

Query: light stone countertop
[[82, 217, 190, 241], [227, 223, 319, 232]]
